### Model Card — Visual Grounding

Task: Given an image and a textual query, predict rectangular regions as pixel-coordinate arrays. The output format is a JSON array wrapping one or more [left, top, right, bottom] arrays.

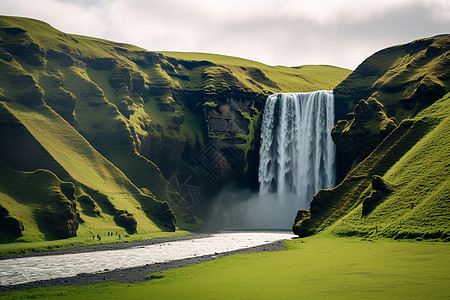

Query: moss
[[202, 101, 218, 108], [333, 35, 450, 175], [332, 97, 398, 166], [77, 194, 101, 216], [113, 210, 137, 234]]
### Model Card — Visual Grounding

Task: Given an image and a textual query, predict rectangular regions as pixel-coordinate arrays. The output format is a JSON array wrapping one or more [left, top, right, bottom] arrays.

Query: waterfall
[[208, 90, 336, 230], [258, 90, 336, 210]]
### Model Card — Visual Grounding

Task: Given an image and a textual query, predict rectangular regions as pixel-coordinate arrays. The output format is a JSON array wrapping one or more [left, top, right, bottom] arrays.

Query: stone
[[114, 210, 138, 234], [293, 209, 310, 226], [371, 175, 392, 193], [0, 204, 24, 238]]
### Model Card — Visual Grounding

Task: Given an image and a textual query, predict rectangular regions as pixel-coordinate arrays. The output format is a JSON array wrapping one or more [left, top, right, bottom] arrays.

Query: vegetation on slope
[[333, 35, 450, 168], [324, 93, 450, 239], [294, 35, 450, 240]]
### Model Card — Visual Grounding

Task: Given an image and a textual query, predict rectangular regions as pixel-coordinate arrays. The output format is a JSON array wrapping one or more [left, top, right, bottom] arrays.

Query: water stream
[[0, 232, 294, 286]]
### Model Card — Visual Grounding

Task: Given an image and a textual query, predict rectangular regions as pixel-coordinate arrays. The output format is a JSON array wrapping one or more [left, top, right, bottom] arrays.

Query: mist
[[207, 188, 307, 230]]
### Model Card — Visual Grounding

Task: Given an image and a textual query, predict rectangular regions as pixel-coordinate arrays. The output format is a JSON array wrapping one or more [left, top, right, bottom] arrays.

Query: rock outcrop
[[361, 175, 393, 216], [332, 97, 397, 167], [0, 204, 24, 238]]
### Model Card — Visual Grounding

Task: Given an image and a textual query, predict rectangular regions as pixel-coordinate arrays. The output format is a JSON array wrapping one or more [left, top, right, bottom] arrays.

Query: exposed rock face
[[333, 35, 450, 180], [292, 209, 311, 232], [332, 97, 397, 166], [114, 210, 138, 234], [0, 204, 24, 238], [361, 175, 393, 216]]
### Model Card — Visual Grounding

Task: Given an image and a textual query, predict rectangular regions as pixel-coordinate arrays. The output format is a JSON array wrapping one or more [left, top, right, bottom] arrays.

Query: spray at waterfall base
[[207, 91, 337, 230]]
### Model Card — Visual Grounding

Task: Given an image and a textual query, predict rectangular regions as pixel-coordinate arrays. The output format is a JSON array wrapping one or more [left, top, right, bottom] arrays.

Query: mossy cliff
[[0, 16, 350, 242], [294, 35, 450, 240], [333, 35, 449, 172]]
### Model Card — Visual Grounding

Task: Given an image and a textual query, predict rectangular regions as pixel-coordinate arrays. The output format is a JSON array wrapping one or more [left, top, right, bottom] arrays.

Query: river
[[0, 231, 295, 286]]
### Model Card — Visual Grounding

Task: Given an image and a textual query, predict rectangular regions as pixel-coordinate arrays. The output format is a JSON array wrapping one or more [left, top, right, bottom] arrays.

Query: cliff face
[[0, 16, 350, 242], [294, 35, 450, 240], [332, 35, 450, 172]]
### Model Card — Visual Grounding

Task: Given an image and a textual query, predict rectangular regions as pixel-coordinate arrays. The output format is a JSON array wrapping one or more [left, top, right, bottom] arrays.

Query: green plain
[[1, 236, 449, 299]]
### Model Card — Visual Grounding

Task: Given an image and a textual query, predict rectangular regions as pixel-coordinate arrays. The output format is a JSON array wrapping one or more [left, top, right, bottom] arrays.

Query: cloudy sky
[[1, 0, 449, 69]]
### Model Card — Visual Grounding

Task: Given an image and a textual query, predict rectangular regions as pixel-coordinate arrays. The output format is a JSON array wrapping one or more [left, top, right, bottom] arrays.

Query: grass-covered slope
[[0, 15, 350, 243], [294, 36, 450, 240], [323, 93, 450, 239]]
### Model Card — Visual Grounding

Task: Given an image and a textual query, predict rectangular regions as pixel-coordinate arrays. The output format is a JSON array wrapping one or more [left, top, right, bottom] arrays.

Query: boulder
[[362, 176, 392, 216], [0, 204, 24, 238], [361, 190, 383, 216], [114, 210, 138, 234], [292, 209, 311, 232], [371, 175, 392, 193]]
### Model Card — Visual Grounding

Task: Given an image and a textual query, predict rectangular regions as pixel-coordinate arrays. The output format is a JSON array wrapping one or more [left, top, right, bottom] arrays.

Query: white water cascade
[[258, 90, 336, 210], [209, 90, 336, 230]]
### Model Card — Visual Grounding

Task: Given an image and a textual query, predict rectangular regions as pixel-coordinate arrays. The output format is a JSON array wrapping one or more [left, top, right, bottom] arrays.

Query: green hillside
[[325, 93, 450, 239], [294, 35, 450, 240], [0, 16, 350, 244]]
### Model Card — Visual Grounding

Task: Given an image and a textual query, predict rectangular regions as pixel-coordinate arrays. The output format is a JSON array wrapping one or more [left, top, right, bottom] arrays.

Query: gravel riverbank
[[0, 233, 289, 292]]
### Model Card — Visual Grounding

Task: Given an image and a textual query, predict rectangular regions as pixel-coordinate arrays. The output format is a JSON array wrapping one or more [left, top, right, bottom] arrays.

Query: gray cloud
[[1, 0, 449, 69]]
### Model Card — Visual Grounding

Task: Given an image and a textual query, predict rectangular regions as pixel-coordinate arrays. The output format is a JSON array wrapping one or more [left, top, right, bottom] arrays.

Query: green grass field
[[1, 236, 448, 299]]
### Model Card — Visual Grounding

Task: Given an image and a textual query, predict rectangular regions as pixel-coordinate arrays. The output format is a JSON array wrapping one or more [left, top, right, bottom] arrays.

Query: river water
[[0, 232, 295, 286]]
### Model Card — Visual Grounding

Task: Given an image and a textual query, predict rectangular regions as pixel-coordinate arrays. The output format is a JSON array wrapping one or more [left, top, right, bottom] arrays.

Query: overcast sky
[[1, 0, 449, 69]]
